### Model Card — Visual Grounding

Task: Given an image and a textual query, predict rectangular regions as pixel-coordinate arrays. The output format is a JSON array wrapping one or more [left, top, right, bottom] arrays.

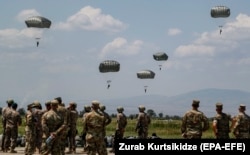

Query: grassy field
[[0, 116, 236, 139]]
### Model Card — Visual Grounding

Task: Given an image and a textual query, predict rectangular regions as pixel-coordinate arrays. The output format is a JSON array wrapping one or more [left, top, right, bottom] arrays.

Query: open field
[[0, 116, 236, 139]]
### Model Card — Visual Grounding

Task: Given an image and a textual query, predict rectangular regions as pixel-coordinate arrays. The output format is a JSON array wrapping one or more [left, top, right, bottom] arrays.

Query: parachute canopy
[[211, 6, 230, 18], [137, 70, 155, 79], [153, 52, 168, 61], [99, 60, 120, 73], [25, 16, 52, 28]]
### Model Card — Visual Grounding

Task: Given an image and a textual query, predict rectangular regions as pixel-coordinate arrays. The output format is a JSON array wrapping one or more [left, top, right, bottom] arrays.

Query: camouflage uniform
[[54, 97, 70, 155], [135, 105, 151, 139], [4, 103, 22, 153], [111, 106, 127, 153], [82, 100, 107, 155], [99, 104, 112, 137], [181, 100, 209, 139], [81, 105, 91, 153], [25, 103, 36, 155], [66, 102, 79, 154], [212, 103, 232, 139], [1, 99, 14, 152], [40, 99, 66, 155], [32, 100, 45, 153], [232, 104, 250, 139]]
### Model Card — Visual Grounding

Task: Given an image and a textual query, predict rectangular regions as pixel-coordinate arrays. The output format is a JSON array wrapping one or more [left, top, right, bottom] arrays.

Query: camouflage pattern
[[135, 106, 151, 139], [82, 101, 107, 155], [81, 105, 91, 153], [40, 100, 65, 155], [67, 103, 79, 153], [57, 104, 70, 155], [1, 99, 14, 151], [213, 113, 231, 139], [232, 107, 250, 139], [181, 109, 209, 139], [4, 104, 22, 152], [115, 107, 127, 138], [32, 102, 45, 153], [99, 105, 112, 137], [24, 105, 36, 155]]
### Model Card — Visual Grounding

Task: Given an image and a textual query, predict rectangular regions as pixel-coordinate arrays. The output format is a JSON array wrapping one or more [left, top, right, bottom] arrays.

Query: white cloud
[[167, 28, 181, 36], [175, 44, 215, 57], [99, 37, 143, 59], [55, 6, 127, 33], [16, 9, 40, 22]]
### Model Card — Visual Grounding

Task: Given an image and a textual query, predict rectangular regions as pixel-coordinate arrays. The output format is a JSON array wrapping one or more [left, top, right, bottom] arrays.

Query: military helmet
[[33, 100, 41, 107], [138, 105, 145, 111], [84, 105, 91, 112], [54, 97, 62, 103], [216, 102, 223, 109], [45, 100, 51, 106], [69, 102, 77, 108], [117, 106, 124, 112], [100, 104, 106, 111], [6, 98, 14, 105], [91, 100, 100, 108], [192, 99, 200, 107], [51, 99, 59, 106]]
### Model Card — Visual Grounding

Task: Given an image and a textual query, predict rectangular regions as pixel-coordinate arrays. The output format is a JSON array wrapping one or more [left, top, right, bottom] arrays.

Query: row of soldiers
[[1, 97, 79, 155], [181, 99, 250, 139]]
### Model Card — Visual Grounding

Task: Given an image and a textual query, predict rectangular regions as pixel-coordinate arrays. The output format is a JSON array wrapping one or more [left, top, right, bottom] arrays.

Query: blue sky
[[1, 0, 250, 109]]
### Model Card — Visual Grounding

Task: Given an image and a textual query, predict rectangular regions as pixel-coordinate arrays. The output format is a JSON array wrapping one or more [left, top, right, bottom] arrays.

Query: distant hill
[[1, 88, 249, 118], [102, 88, 250, 117]]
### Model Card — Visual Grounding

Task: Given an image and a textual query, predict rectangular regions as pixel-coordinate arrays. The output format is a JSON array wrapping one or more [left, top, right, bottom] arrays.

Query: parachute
[[99, 60, 120, 89], [153, 52, 168, 70], [210, 6, 230, 35], [137, 70, 155, 93], [25, 16, 52, 47]]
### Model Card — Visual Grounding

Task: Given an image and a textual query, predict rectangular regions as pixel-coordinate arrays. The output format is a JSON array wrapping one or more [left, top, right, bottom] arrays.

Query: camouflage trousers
[[86, 133, 107, 155], [25, 130, 36, 155], [4, 127, 18, 151], [40, 137, 61, 155]]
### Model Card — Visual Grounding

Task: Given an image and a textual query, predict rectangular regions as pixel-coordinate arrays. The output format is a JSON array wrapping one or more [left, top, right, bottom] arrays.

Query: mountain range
[[102, 88, 250, 118]]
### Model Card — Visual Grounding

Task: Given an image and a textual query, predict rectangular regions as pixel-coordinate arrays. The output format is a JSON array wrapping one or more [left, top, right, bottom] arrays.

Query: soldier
[[135, 105, 151, 139], [32, 100, 45, 153], [81, 105, 91, 153], [181, 99, 209, 139], [66, 102, 79, 154], [232, 104, 250, 139], [212, 102, 232, 139], [4, 102, 22, 153], [40, 99, 66, 155], [54, 97, 70, 155], [1, 98, 14, 152], [24, 103, 36, 155], [110, 106, 127, 153], [82, 100, 107, 155], [99, 104, 112, 137]]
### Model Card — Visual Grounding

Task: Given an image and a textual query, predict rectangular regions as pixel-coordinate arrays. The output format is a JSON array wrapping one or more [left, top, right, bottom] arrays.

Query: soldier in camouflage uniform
[[32, 100, 45, 153], [181, 99, 209, 139], [24, 103, 36, 155], [99, 104, 112, 137], [135, 105, 151, 139], [212, 102, 232, 139], [1, 98, 14, 152], [81, 105, 91, 153], [66, 102, 79, 154], [4, 102, 22, 153], [54, 97, 70, 155], [110, 106, 127, 153], [232, 104, 250, 139], [82, 100, 107, 155], [40, 99, 67, 155]]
